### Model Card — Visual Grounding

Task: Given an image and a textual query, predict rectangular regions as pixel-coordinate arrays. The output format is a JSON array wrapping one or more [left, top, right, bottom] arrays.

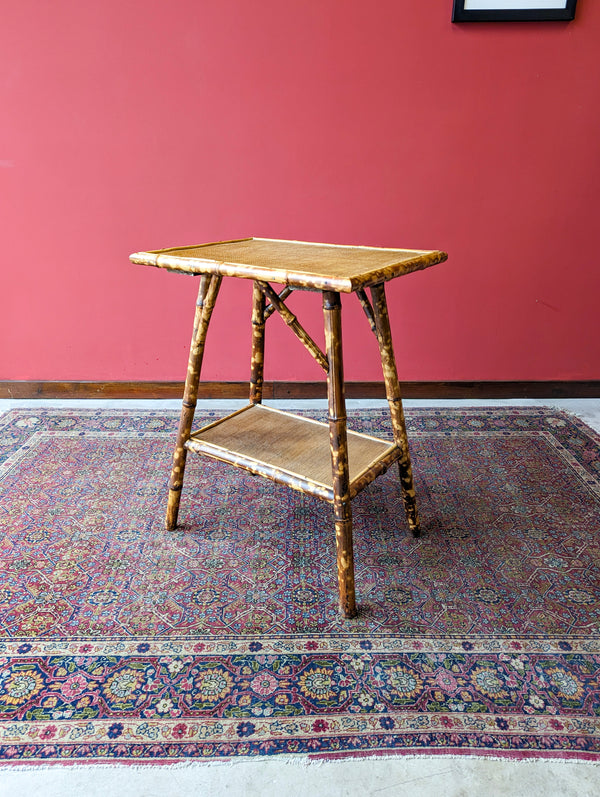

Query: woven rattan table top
[[130, 237, 447, 292]]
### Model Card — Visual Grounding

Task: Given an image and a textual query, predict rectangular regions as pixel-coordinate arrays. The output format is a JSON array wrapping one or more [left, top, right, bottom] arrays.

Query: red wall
[[2, 1, 599, 382]]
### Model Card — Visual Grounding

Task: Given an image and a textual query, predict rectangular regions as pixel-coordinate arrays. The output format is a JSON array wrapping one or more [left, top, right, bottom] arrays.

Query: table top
[[130, 237, 447, 292]]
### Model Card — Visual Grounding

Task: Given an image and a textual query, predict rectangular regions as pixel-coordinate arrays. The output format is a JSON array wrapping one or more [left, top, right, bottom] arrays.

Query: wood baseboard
[[1, 381, 599, 400]]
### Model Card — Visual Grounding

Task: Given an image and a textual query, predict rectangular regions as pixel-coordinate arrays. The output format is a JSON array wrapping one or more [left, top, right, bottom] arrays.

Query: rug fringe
[[1, 751, 599, 772]]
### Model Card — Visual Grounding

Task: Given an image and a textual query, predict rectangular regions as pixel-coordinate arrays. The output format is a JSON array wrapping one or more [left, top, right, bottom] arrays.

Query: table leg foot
[[398, 461, 420, 537], [165, 487, 182, 530], [336, 513, 358, 618]]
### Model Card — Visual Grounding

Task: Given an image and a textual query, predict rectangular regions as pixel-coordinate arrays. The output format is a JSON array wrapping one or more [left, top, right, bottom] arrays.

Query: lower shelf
[[185, 404, 400, 502]]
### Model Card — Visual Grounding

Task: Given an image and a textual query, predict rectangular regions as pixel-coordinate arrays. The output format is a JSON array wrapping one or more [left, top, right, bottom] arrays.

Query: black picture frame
[[452, 0, 577, 22]]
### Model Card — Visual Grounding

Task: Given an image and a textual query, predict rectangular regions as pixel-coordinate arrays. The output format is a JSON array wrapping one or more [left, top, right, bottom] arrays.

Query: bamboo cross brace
[[356, 289, 377, 335], [165, 274, 222, 530], [264, 286, 294, 320], [256, 281, 329, 372]]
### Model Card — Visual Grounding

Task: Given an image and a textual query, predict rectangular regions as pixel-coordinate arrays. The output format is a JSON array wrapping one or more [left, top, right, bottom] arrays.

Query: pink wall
[[2, 1, 599, 382]]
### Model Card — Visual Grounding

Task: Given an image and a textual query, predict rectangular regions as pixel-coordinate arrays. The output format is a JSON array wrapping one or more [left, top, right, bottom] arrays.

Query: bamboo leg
[[249, 282, 266, 404], [323, 291, 357, 619], [165, 274, 222, 530], [370, 282, 420, 537]]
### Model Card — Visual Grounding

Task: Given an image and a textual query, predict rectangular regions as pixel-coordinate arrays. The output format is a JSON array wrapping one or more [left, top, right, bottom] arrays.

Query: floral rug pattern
[[0, 407, 599, 763]]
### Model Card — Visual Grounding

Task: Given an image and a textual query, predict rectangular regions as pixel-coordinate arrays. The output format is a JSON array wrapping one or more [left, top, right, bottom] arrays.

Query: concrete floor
[[0, 398, 599, 796], [0, 754, 599, 797]]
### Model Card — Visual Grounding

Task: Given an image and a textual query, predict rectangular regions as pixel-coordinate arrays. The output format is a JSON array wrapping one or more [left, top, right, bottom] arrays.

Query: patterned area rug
[[0, 407, 599, 764]]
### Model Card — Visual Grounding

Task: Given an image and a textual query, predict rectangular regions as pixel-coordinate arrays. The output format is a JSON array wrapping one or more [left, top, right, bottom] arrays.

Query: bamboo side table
[[130, 238, 447, 618]]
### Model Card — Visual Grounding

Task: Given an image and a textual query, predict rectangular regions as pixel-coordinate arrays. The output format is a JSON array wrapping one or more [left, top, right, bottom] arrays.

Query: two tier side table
[[130, 238, 448, 618]]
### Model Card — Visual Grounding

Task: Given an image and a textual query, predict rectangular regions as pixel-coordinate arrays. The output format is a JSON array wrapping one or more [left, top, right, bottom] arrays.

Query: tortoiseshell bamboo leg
[[249, 282, 266, 405], [323, 291, 357, 619], [165, 275, 222, 530], [370, 282, 420, 537]]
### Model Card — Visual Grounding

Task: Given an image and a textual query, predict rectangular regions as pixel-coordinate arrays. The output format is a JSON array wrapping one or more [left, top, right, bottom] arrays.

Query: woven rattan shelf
[[132, 236, 447, 618], [186, 404, 399, 503]]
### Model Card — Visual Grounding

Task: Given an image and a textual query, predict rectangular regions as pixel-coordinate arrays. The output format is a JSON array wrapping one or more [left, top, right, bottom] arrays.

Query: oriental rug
[[0, 407, 599, 764]]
